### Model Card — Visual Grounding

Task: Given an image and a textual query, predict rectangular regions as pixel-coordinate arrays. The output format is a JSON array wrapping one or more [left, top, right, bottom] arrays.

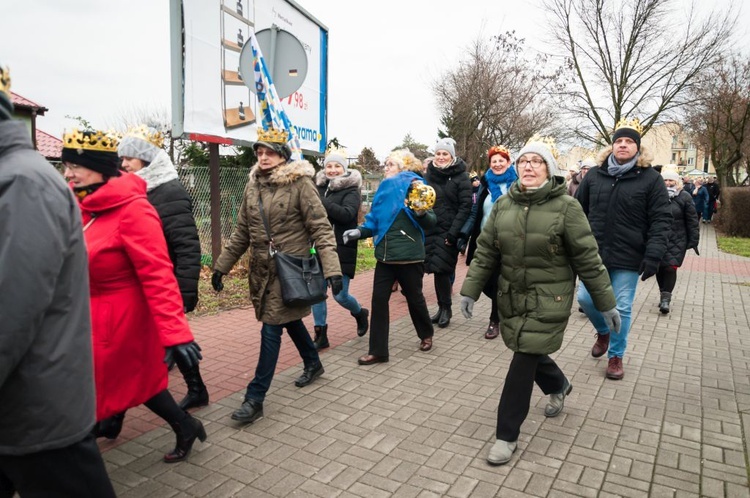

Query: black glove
[[183, 294, 198, 313], [638, 258, 659, 281], [445, 233, 457, 246], [329, 276, 343, 296], [211, 270, 224, 292], [456, 238, 468, 254], [164, 341, 203, 370]]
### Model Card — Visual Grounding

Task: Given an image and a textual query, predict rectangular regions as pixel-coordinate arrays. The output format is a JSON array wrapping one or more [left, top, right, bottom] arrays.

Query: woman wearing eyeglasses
[[343, 149, 437, 365], [460, 145, 518, 339], [460, 139, 620, 466]]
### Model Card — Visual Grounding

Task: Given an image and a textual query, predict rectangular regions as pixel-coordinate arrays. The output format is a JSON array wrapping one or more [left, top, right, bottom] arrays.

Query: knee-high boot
[[176, 355, 209, 410], [144, 390, 207, 463]]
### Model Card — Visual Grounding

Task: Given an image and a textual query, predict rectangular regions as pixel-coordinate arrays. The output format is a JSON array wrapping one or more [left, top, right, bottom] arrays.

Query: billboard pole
[[209, 143, 222, 265]]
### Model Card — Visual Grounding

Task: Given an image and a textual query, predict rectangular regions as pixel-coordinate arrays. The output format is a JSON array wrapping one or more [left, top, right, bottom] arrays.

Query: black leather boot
[[659, 292, 671, 314], [313, 325, 329, 349], [353, 308, 369, 337], [93, 412, 125, 440], [430, 307, 443, 324], [438, 307, 452, 328], [177, 359, 209, 411], [163, 415, 207, 463]]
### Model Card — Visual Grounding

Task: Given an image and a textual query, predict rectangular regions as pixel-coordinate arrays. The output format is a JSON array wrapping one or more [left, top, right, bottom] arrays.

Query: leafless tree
[[433, 32, 564, 172], [545, 0, 736, 145], [109, 104, 211, 168], [685, 53, 750, 186]]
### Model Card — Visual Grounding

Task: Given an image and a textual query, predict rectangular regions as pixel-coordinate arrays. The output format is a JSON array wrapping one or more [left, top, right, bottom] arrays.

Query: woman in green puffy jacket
[[459, 139, 620, 467]]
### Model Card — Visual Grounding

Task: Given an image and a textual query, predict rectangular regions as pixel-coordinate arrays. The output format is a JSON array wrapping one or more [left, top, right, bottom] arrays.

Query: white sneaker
[[487, 439, 517, 466]]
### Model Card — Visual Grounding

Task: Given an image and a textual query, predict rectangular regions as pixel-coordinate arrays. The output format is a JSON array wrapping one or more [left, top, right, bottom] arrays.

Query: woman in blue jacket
[[343, 149, 437, 365]]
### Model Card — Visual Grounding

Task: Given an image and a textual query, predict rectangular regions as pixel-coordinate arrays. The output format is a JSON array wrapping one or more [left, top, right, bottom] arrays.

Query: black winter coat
[[138, 151, 201, 311], [315, 169, 362, 278], [424, 158, 473, 274], [662, 190, 700, 267], [575, 148, 672, 271]]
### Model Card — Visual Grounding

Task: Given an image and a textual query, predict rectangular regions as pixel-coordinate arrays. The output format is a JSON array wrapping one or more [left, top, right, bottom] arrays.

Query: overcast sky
[[4, 0, 748, 160]]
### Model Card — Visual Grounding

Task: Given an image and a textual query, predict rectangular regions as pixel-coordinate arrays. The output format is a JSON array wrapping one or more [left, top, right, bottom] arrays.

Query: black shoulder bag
[[257, 195, 327, 307]]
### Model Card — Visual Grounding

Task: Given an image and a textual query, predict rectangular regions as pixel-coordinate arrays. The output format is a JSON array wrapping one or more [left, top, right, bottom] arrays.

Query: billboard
[[170, 0, 328, 153]]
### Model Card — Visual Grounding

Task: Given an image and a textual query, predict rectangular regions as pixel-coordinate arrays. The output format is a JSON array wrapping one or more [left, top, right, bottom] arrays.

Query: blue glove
[[164, 341, 203, 370]]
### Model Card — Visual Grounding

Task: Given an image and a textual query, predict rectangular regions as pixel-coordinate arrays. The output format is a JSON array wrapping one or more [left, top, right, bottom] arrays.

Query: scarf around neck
[[362, 171, 423, 246], [607, 152, 639, 177], [485, 166, 519, 201]]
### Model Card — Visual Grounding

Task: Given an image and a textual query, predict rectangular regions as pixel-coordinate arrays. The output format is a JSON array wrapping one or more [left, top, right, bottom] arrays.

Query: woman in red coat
[[62, 129, 206, 463]]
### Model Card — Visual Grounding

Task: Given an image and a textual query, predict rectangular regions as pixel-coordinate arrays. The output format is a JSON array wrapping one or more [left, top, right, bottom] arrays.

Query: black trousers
[[0, 434, 115, 498], [496, 352, 566, 442], [369, 262, 433, 357], [483, 269, 500, 323], [656, 266, 677, 293], [434, 272, 453, 308]]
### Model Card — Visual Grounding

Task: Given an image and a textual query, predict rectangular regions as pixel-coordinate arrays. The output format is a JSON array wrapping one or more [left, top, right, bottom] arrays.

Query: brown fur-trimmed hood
[[314, 168, 363, 191], [597, 145, 653, 168], [249, 159, 315, 185]]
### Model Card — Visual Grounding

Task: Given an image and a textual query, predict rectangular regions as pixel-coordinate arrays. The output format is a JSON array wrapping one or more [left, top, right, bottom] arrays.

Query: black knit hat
[[612, 127, 641, 150], [0, 64, 13, 121], [62, 129, 121, 177], [612, 118, 643, 150]]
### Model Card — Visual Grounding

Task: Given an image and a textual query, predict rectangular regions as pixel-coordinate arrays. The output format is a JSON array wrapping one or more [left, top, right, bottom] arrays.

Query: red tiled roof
[[36, 129, 62, 160], [10, 92, 44, 109]]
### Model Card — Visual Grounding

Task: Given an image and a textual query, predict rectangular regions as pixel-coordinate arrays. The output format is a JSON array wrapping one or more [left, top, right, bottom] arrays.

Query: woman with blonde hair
[[344, 149, 437, 364]]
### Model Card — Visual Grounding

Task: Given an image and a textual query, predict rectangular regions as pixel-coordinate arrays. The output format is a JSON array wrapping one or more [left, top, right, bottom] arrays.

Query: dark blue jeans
[[244, 320, 320, 403]]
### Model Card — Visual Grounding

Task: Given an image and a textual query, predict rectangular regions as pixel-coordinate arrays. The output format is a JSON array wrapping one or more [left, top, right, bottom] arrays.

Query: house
[[640, 122, 714, 174], [10, 92, 62, 164]]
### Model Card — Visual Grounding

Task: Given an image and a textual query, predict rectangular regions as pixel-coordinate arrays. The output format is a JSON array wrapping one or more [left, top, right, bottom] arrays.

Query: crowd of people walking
[[1, 58, 711, 493]]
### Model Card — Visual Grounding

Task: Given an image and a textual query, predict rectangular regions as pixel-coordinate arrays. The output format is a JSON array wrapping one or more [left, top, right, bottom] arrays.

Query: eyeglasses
[[517, 157, 546, 169], [383, 162, 398, 169]]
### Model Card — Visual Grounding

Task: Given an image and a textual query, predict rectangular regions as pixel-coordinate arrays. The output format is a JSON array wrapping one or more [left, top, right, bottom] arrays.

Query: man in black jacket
[[575, 119, 672, 380], [704, 176, 721, 223], [0, 65, 115, 497]]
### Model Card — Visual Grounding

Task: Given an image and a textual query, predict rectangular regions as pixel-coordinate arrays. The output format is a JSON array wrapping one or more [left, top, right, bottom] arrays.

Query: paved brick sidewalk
[[102, 224, 750, 497]]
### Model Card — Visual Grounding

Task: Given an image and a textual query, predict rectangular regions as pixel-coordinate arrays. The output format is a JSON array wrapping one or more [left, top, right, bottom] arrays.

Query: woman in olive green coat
[[460, 140, 620, 467]]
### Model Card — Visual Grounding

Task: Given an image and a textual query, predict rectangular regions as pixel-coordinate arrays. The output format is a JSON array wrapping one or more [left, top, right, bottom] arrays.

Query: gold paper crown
[[614, 117, 643, 135], [526, 135, 560, 160], [124, 125, 164, 148], [63, 128, 120, 153], [257, 127, 289, 144], [0, 65, 10, 99]]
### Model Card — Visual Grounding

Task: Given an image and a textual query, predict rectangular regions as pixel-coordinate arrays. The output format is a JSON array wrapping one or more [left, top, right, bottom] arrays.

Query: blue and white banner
[[248, 31, 302, 160]]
